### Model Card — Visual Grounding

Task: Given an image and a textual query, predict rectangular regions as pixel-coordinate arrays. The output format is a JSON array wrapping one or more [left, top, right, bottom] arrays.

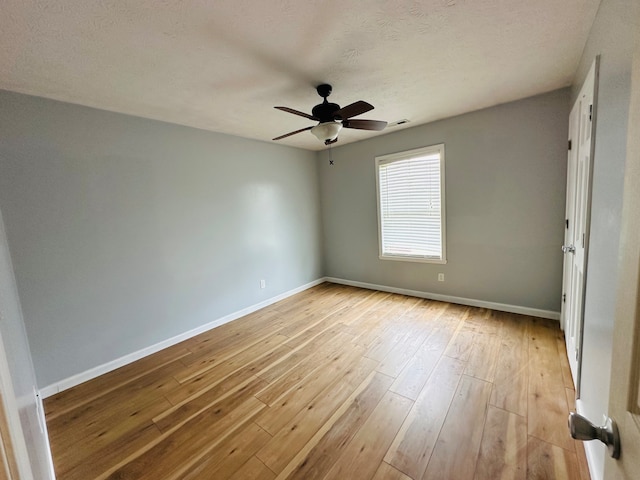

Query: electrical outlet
[[438, 273, 445, 282], [260, 279, 266, 289]]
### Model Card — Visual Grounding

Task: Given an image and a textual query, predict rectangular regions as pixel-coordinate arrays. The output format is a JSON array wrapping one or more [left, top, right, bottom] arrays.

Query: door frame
[[0, 329, 33, 479], [0, 206, 55, 479]]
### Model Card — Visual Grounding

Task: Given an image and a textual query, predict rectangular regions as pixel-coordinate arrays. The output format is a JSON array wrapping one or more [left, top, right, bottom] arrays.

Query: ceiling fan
[[272, 84, 387, 145]]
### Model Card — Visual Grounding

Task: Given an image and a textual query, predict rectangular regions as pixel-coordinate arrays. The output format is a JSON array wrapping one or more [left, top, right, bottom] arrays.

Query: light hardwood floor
[[44, 283, 591, 479]]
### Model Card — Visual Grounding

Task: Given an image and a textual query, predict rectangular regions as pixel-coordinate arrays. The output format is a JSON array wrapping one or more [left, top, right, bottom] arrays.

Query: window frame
[[375, 144, 447, 264]]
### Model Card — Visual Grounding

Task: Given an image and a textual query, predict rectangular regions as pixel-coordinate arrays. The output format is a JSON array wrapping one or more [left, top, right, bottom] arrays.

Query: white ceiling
[[0, 0, 601, 151]]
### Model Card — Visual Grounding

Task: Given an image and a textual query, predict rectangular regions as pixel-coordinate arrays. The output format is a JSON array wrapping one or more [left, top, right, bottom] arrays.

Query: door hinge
[[589, 104, 593, 121], [563, 293, 566, 303], [568, 139, 572, 150], [566, 219, 569, 229], [582, 233, 585, 248]]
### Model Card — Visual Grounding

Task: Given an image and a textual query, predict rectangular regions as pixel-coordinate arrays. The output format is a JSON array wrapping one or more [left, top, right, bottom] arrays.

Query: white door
[[562, 60, 598, 391], [605, 27, 640, 478], [561, 93, 578, 333]]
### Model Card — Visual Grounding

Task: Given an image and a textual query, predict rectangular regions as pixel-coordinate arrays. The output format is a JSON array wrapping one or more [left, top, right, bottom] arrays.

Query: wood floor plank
[[278, 372, 393, 480], [465, 330, 501, 382], [349, 295, 421, 349], [422, 375, 493, 480], [389, 346, 442, 401], [389, 303, 462, 400], [375, 327, 431, 378], [256, 357, 377, 473], [375, 301, 447, 379], [474, 406, 527, 480], [490, 313, 529, 416], [176, 330, 288, 382], [270, 283, 335, 315], [253, 348, 310, 385], [255, 344, 366, 435], [51, 401, 168, 477], [47, 360, 182, 450], [279, 289, 378, 343], [44, 346, 191, 420], [322, 391, 413, 480], [464, 308, 494, 333], [385, 355, 465, 480], [255, 331, 355, 406], [321, 291, 390, 329], [229, 457, 275, 480], [180, 422, 272, 480], [102, 396, 266, 479], [275, 285, 357, 321], [55, 422, 162, 479], [177, 331, 288, 387], [44, 284, 580, 480], [154, 375, 268, 433], [527, 436, 581, 480], [365, 323, 415, 363], [180, 299, 292, 356], [163, 343, 292, 406], [443, 314, 475, 361], [182, 310, 281, 357], [371, 462, 413, 480], [528, 318, 575, 451], [280, 307, 349, 350], [437, 302, 470, 328]]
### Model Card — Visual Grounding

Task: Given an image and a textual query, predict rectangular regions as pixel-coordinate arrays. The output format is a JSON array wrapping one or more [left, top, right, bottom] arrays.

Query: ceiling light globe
[[310, 122, 342, 143]]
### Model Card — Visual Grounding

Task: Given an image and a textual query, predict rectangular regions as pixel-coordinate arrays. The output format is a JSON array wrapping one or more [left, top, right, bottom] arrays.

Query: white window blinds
[[376, 144, 446, 263]]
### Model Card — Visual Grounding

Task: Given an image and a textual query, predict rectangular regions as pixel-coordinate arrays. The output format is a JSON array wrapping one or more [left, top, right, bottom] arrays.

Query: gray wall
[[0, 90, 323, 388], [319, 89, 569, 312], [570, 0, 639, 476]]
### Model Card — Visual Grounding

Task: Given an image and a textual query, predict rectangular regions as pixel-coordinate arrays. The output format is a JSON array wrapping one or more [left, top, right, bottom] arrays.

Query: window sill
[[379, 255, 447, 265]]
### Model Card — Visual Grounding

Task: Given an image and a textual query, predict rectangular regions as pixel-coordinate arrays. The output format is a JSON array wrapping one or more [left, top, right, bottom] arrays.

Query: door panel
[[605, 24, 640, 478], [561, 103, 578, 334], [563, 60, 597, 391]]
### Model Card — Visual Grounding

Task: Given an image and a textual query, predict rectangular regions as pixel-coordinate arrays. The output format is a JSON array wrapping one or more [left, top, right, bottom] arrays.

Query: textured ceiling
[[0, 0, 601, 151]]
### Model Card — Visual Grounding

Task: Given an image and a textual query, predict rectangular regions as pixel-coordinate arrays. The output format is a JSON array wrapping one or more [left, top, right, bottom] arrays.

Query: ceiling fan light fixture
[[273, 85, 385, 144], [311, 122, 342, 143]]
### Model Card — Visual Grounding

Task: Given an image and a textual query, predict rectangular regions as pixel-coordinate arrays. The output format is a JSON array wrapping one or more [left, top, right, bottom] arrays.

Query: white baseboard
[[39, 278, 326, 398], [325, 277, 560, 320], [576, 399, 603, 480], [40, 276, 560, 398]]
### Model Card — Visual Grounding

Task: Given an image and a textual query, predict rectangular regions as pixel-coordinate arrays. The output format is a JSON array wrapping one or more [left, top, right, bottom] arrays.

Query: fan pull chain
[[329, 143, 334, 166]]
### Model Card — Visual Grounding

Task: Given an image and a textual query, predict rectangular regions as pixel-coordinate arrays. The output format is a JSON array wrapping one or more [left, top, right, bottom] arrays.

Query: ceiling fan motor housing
[[312, 84, 342, 122], [312, 102, 341, 122]]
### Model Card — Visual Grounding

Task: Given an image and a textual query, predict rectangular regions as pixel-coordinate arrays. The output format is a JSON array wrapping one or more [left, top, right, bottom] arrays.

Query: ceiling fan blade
[[272, 126, 313, 141], [343, 119, 388, 131], [274, 106, 318, 121], [333, 101, 374, 120]]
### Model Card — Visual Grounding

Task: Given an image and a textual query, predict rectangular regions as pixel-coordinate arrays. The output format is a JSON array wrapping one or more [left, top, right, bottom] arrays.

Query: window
[[375, 144, 446, 263]]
